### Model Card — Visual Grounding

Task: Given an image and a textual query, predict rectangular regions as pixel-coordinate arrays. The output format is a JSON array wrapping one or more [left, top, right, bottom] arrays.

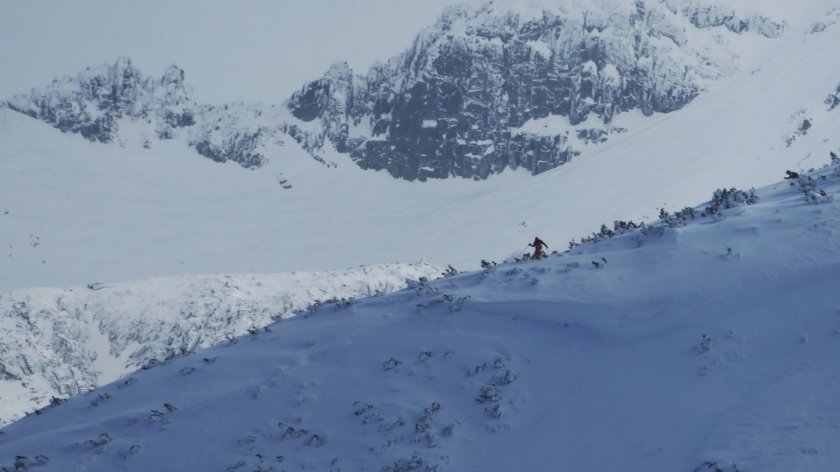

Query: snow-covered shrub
[[353, 401, 373, 417], [798, 175, 833, 203], [382, 357, 402, 371], [476, 386, 502, 404], [826, 83, 840, 111], [308, 296, 357, 311], [414, 402, 441, 435], [660, 207, 698, 227], [694, 334, 712, 354], [701, 187, 759, 217], [9, 454, 50, 471], [82, 433, 112, 449], [489, 370, 518, 386], [571, 220, 641, 249], [383, 454, 438, 472], [441, 265, 458, 278], [613, 220, 643, 233], [415, 294, 470, 313], [693, 460, 740, 472], [639, 224, 666, 239], [407, 277, 437, 295]]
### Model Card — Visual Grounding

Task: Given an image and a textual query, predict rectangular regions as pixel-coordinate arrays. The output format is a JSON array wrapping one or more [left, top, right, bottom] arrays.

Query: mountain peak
[[284, 0, 785, 181]]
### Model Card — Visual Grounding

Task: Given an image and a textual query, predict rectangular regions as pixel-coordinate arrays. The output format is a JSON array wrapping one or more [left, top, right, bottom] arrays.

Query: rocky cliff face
[[287, 0, 784, 180], [4, 58, 275, 169], [2, 1, 785, 181], [6, 58, 195, 144]]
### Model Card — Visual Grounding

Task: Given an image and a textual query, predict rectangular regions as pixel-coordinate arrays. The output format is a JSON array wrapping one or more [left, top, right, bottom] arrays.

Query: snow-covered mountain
[[3, 57, 291, 170], [2, 1, 840, 291], [2, 1, 840, 469], [287, 0, 784, 180], [5, 58, 195, 146], [0, 0, 801, 181], [3, 162, 840, 471], [3, 2, 839, 188], [0, 263, 444, 428]]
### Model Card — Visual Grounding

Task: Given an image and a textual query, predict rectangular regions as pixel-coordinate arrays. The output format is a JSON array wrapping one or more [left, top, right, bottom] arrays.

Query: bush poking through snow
[[9, 455, 49, 471], [305, 433, 326, 447], [694, 334, 713, 354], [826, 83, 840, 110], [226, 460, 246, 471], [476, 386, 502, 404], [441, 265, 458, 277], [797, 175, 833, 203], [693, 460, 741, 472], [119, 444, 142, 460], [383, 454, 438, 472], [383, 357, 402, 371], [660, 207, 697, 227], [489, 370, 518, 386], [83, 433, 112, 449], [407, 277, 437, 296], [414, 402, 441, 434], [353, 401, 374, 417], [416, 294, 471, 313], [570, 220, 645, 249], [88, 393, 113, 408], [702, 188, 759, 217], [480, 259, 497, 269]]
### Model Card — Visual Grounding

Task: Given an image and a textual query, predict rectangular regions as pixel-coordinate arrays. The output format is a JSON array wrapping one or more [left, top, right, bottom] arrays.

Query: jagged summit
[[2, 1, 793, 182], [3, 58, 288, 170], [286, 0, 785, 180], [6, 57, 196, 144]]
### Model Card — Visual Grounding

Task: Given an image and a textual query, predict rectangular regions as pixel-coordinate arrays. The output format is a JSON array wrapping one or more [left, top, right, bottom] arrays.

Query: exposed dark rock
[[6, 58, 196, 144], [827, 84, 840, 111], [3, 2, 785, 181], [286, 1, 783, 180], [4, 58, 271, 170], [193, 131, 266, 169]]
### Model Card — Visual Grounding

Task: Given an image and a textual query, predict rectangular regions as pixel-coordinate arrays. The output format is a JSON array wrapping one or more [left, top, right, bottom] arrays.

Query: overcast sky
[[0, 0, 467, 104]]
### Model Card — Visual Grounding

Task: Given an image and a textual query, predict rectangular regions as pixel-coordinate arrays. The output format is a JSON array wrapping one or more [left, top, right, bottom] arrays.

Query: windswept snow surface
[[3, 164, 840, 470], [0, 263, 444, 428]]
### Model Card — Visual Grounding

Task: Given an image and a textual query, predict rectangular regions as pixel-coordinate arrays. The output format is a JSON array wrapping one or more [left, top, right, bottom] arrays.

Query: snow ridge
[[0, 263, 444, 427]]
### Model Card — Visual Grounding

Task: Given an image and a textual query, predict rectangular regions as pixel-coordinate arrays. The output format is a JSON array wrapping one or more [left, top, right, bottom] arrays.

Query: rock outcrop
[[287, 0, 784, 180]]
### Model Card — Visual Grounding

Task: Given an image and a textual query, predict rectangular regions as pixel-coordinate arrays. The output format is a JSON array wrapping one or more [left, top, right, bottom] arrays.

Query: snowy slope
[[0, 263, 444, 428], [3, 162, 840, 471]]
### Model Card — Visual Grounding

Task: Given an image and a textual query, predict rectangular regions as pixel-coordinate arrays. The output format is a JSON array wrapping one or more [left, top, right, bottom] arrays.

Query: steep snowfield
[[3, 2, 840, 291], [3, 162, 840, 471], [0, 263, 444, 428]]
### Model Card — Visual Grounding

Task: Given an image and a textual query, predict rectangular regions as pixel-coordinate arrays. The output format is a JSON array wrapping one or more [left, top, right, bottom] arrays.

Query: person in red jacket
[[529, 236, 548, 260]]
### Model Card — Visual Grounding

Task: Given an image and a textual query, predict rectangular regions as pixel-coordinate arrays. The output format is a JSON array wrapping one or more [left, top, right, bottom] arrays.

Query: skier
[[784, 170, 800, 179], [529, 236, 548, 260]]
